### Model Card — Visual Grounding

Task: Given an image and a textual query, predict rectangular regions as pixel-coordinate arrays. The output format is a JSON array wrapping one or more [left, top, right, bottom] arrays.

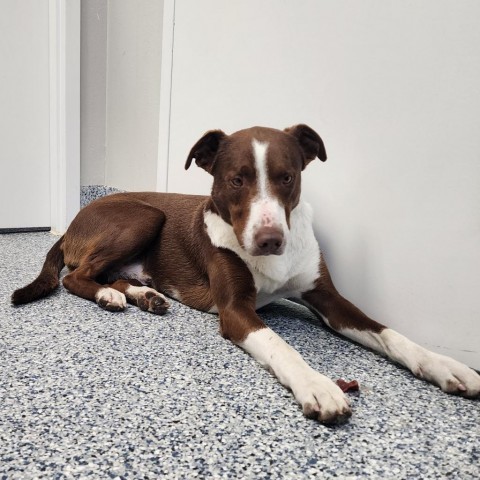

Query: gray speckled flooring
[[2, 232, 480, 479]]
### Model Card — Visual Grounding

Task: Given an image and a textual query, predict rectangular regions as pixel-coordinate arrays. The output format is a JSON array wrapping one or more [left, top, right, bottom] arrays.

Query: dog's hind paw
[[96, 287, 127, 312], [125, 285, 170, 315]]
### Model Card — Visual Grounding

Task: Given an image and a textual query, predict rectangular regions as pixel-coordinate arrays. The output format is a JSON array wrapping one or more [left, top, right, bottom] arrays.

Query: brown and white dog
[[12, 124, 480, 423]]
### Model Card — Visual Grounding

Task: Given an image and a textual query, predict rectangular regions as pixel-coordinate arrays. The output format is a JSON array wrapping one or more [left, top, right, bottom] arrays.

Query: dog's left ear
[[284, 124, 327, 168], [185, 130, 226, 174]]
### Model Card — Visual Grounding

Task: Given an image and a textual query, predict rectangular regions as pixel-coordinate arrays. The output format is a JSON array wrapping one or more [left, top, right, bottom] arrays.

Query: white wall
[[164, 0, 480, 368], [0, 0, 50, 229], [81, 0, 108, 186], [80, 0, 164, 191], [104, 0, 163, 191]]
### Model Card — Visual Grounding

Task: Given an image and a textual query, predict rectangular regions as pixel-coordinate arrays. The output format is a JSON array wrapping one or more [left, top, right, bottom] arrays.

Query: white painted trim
[[156, 0, 176, 192], [49, 0, 80, 235]]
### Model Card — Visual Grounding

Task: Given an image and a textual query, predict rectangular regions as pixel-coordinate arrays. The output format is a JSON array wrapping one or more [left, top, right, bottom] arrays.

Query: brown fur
[[11, 125, 380, 342], [302, 255, 385, 333], [11, 237, 65, 305]]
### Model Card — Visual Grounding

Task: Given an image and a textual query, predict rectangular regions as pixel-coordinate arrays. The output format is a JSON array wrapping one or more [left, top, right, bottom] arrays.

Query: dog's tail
[[11, 236, 65, 305]]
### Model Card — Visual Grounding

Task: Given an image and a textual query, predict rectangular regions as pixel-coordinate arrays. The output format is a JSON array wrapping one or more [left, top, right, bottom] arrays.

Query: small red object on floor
[[336, 379, 360, 392]]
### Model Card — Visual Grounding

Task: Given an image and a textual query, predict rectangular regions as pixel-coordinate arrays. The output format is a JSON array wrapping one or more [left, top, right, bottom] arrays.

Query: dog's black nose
[[254, 228, 284, 255]]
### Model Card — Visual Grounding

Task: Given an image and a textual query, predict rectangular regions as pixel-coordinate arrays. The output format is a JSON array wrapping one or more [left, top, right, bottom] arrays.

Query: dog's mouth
[[251, 246, 285, 257]]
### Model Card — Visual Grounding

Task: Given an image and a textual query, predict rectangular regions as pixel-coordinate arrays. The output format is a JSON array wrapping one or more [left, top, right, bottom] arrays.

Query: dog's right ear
[[185, 130, 226, 174]]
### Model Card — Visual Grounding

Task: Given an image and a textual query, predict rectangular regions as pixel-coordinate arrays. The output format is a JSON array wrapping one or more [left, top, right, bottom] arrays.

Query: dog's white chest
[[204, 201, 320, 308]]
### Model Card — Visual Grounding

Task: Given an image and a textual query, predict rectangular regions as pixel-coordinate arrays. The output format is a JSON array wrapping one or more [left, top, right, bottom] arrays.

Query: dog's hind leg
[[63, 263, 126, 312], [62, 199, 166, 312], [301, 254, 480, 398]]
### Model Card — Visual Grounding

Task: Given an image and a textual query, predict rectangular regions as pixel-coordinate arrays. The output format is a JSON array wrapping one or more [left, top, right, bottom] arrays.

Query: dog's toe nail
[[302, 403, 319, 419], [150, 296, 169, 315], [138, 298, 149, 311], [105, 303, 124, 312], [303, 401, 352, 424], [334, 411, 352, 424]]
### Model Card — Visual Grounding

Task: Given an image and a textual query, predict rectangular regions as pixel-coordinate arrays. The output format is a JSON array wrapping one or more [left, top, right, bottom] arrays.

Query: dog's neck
[[203, 198, 320, 296]]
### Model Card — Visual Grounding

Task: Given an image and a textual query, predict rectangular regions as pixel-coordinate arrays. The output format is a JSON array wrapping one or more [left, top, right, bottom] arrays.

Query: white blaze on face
[[242, 139, 289, 254]]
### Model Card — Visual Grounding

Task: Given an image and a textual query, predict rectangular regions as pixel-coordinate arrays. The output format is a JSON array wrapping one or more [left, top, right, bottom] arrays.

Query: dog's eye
[[283, 174, 293, 185], [231, 176, 243, 188]]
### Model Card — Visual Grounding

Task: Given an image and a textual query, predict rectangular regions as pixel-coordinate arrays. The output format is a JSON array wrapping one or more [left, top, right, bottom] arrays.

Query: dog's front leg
[[302, 255, 480, 397], [237, 326, 352, 423], [209, 251, 351, 423]]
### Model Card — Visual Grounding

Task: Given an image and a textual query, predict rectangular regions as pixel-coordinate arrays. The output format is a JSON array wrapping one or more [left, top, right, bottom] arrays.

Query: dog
[[12, 124, 480, 423]]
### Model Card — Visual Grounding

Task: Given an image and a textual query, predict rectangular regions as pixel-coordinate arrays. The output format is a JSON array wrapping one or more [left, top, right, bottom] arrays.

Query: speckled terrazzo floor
[[1, 230, 480, 478]]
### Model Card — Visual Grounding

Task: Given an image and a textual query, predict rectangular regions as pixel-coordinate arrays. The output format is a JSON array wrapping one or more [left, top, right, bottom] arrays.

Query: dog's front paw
[[95, 287, 127, 312], [293, 370, 352, 424], [415, 351, 480, 398]]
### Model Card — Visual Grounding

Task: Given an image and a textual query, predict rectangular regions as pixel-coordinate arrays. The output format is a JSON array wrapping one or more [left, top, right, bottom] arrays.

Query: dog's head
[[185, 124, 326, 256]]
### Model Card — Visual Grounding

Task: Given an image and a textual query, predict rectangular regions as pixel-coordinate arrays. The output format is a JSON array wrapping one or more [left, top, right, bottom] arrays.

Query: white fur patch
[[242, 140, 289, 254], [95, 287, 127, 309], [252, 140, 269, 197], [240, 328, 350, 421], [204, 199, 320, 309], [107, 261, 152, 285], [333, 326, 480, 396], [125, 285, 167, 303], [168, 288, 183, 302]]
